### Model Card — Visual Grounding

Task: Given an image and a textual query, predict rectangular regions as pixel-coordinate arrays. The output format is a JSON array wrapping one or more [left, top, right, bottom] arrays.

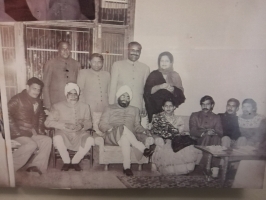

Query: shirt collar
[[199, 110, 213, 117], [89, 68, 102, 75], [57, 56, 71, 62], [126, 59, 139, 65]]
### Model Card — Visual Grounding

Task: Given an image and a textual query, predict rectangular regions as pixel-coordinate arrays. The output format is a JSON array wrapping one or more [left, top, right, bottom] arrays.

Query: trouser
[[53, 135, 95, 164], [117, 126, 146, 169], [13, 135, 52, 173]]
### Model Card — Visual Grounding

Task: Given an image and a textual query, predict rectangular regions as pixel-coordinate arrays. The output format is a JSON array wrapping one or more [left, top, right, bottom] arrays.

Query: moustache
[[130, 54, 138, 56]]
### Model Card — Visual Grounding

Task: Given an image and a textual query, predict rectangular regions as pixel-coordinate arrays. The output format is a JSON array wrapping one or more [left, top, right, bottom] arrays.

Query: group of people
[[7, 40, 266, 177]]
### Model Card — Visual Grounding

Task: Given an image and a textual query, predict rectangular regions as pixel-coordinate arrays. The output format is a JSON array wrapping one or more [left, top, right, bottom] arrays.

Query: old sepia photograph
[[0, 0, 266, 189]]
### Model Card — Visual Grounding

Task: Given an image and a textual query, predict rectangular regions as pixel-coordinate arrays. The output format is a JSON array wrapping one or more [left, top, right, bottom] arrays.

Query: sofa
[[94, 112, 202, 173]]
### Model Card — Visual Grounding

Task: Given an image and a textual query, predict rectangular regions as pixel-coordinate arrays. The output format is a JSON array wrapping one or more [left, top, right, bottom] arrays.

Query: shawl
[[144, 70, 186, 122], [151, 112, 179, 140]]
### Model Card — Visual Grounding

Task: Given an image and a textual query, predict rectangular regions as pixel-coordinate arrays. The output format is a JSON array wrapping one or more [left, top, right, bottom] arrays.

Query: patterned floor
[[117, 175, 233, 188]]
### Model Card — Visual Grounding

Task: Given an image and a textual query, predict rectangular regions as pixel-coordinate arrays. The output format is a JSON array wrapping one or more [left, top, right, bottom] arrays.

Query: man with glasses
[[43, 41, 81, 110], [45, 83, 94, 171], [189, 95, 223, 146]]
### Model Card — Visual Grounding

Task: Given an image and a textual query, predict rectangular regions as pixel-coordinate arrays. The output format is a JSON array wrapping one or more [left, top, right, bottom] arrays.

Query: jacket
[[8, 90, 46, 139]]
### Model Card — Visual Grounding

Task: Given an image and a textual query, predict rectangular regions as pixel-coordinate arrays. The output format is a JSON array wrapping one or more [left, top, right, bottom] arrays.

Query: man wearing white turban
[[45, 83, 94, 171], [99, 85, 155, 176]]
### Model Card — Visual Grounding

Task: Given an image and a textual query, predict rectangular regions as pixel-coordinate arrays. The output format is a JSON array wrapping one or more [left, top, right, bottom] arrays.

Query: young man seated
[[189, 95, 223, 146], [45, 83, 94, 171], [99, 85, 155, 176], [8, 77, 52, 175], [218, 98, 241, 148]]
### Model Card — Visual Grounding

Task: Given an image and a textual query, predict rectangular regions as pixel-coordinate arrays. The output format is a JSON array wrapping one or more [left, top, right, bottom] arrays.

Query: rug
[[117, 175, 233, 188]]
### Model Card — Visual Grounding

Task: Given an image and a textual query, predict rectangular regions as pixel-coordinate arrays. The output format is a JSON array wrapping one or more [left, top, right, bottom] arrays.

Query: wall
[[134, 0, 266, 116]]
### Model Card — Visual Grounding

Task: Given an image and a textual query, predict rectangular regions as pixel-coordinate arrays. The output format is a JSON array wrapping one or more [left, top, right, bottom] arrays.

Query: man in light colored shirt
[[45, 83, 94, 171], [77, 53, 110, 135], [109, 42, 150, 116], [99, 85, 155, 176]]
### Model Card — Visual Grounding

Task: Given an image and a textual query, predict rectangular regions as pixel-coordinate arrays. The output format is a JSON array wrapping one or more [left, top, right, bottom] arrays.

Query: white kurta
[[109, 59, 150, 111], [77, 68, 110, 113], [45, 101, 92, 151]]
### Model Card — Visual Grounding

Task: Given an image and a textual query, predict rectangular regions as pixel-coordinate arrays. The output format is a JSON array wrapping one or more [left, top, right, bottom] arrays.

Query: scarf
[[159, 66, 182, 89]]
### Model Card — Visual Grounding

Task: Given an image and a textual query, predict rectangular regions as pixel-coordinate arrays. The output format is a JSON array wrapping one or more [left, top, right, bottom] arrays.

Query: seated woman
[[150, 99, 200, 175], [144, 51, 185, 123]]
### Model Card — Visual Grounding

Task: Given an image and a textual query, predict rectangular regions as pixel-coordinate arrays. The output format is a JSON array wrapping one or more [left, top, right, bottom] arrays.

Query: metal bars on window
[[101, 30, 125, 72], [99, 0, 128, 25], [25, 25, 92, 81], [0, 25, 17, 101]]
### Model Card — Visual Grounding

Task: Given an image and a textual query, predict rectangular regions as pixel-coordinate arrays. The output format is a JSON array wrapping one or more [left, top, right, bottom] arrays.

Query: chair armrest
[[86, 128, 96, 136]]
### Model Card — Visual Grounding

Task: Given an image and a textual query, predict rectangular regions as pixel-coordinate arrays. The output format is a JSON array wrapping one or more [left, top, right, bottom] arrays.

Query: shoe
[[61, 164, 71, 171], [123, 168, 133, 176], [72, 164, 83, 171], [143, 144, 156, 157], [26, 166, 42, 175]]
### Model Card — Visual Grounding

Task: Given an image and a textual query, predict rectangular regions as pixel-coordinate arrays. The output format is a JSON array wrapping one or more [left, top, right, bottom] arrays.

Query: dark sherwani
[[43, 56, 81, 109], [218, 113, 241, 140], [189, 111, 223, 146]]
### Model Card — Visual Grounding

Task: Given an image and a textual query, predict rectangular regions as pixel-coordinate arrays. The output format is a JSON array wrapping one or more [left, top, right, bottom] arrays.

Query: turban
[[65, 83, 80, 96], [116, 85, 133, 101]]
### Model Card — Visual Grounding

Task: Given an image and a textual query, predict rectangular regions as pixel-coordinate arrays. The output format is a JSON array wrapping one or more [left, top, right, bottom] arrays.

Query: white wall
[[134, 0, 266, 116]]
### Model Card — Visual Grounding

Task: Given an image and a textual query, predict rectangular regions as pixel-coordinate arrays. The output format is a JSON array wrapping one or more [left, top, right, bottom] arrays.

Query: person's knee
[[222, 136, 231, 147], [85, 137, 95, 146], [44, 136, 52, 146], [237, 136, 247, 146], [25, 140, 38, 151], [155, 137, 164, 147], [145, 137, 154, 146], [53, 135, 64, 147]]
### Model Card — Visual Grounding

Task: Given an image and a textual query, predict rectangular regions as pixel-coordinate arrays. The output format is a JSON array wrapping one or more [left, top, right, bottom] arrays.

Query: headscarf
[[158, 51, 183, 91], [116, 85, 133, 101], [64, 82, 80, 96]]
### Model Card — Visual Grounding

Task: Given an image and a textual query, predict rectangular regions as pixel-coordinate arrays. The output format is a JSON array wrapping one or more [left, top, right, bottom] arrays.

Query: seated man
[[189, 95, 223, 146], [238, 98, 266, 147], [99, 85, 155, 176], [218, 98, 241, 148], [8, 77, 52, 175], [45, 83, 94, 171]]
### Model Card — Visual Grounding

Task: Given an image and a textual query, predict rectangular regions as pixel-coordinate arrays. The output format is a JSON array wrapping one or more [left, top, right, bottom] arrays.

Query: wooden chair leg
[[52, 146, 56, 168], [138, 164, 142, 171], [104, 164, 109, 171], [151, 163, 157, 171], [90, 147, 94, 168]]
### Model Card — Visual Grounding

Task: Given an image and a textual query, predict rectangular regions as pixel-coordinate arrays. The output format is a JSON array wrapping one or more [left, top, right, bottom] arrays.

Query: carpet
[[117, 175, 233, 188]]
